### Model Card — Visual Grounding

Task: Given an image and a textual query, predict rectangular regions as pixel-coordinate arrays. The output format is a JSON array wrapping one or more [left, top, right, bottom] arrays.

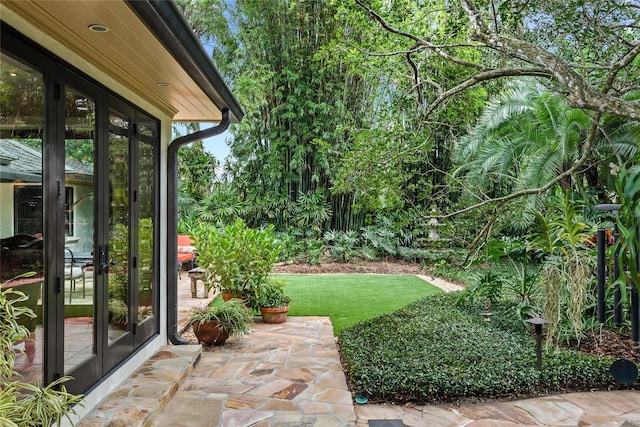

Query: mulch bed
[[272, 258, 423, 274], [570, 330, 640, 362]]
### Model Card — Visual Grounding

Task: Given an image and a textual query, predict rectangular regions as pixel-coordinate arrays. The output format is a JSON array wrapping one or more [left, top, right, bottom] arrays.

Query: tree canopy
[[176, 0, 639, 251]]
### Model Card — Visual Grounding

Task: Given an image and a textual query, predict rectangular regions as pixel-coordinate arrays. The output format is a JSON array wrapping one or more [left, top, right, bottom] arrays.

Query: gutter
[[126, 0, 244, 123], [167, 108, 230, 344]]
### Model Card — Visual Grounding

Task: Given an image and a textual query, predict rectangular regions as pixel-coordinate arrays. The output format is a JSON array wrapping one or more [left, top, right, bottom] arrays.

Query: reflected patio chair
[[65, 247, 86, 303]]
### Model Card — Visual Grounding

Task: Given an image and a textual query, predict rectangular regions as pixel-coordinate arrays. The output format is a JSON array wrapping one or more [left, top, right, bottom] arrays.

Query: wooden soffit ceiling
[[1, 0, 242, 123]]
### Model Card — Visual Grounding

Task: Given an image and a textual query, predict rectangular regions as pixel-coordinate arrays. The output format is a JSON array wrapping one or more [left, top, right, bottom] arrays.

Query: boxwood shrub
[[338, 293, 618, 404]]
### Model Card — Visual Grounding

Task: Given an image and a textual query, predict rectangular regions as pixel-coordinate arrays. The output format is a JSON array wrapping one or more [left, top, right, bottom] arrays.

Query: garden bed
[[272, 258, 423, 274], [338, 292, 640, 405]]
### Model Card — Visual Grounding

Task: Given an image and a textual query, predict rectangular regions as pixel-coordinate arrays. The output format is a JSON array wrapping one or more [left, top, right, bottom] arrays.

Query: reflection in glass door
[[63, 87, 96, 375], [137, 124, 155, 328], [107, 109, 133, 359], [0, 55, 45, 384]]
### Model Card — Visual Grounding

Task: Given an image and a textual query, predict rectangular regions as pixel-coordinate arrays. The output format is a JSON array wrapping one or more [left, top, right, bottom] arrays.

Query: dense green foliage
[[175, 0, 638, 267], [180, 0, 373, 233], [177, 142, 218, 208], [613, 158, 640, 295], [339, 293, 618, 404], [192, 219, 281, 309]]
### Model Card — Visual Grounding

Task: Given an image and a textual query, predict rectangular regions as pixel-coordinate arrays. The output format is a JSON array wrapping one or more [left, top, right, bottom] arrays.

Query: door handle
[[98, 245, 110, 275]]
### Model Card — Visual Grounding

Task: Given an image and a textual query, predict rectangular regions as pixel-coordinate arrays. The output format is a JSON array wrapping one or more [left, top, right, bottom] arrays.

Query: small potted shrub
[[255, 279, 291, 324], [193, 219, 281, 305], [188, 299, 253, 345]]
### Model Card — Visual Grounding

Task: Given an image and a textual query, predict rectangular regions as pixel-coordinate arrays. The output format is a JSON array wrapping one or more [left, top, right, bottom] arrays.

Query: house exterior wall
[[2, 9, 174, 425]]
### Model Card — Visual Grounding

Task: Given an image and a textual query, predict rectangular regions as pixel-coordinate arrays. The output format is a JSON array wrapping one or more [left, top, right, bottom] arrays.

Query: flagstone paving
[[354, 390, 640, 426], [77, 274, 640, 426], [157, 316, 357, 426]]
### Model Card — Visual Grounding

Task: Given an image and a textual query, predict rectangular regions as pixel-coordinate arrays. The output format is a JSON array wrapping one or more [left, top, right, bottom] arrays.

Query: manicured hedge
[[338, 293, 616, 404]]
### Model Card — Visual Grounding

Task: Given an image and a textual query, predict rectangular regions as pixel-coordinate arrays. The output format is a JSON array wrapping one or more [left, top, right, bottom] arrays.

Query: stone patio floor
[[77, 274, 640, 426]]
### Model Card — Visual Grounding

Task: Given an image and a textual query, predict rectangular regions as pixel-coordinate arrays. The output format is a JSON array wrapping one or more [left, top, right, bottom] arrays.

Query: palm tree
[[455, 80, 590, 191], [453, 79, 637, 227]]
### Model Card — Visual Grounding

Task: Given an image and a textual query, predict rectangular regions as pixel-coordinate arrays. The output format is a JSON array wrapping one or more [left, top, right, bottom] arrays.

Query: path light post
[[526, 317, 550, 370]]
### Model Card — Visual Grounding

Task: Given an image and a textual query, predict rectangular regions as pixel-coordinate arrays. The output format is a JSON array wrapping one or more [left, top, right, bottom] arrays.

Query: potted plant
[[255, 279, 291, 324], [188, 299, 253, 345], [193, 219, 281, 307]]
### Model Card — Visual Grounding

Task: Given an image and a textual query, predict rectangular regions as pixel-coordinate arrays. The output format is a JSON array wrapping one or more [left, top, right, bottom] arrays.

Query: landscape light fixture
[[525, 316, 550, 370]]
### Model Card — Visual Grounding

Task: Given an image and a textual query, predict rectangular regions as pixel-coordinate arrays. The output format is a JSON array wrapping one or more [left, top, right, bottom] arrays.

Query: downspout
[[167, 108, 230, 344]]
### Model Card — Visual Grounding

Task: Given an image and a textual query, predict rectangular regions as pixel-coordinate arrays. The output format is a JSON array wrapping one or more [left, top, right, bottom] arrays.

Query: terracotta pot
[[222, 291, 238, 301], [192, 320, 230, 345], [221, 292, 251, 308], [260, 306, 289, 324]]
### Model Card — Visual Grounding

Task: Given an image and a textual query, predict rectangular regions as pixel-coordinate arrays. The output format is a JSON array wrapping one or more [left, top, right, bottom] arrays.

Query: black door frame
[[1, 23, 160, 394]]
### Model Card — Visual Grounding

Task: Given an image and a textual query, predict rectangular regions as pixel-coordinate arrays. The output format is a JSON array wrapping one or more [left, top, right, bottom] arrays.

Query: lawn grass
[[274, 274, 442, 334]]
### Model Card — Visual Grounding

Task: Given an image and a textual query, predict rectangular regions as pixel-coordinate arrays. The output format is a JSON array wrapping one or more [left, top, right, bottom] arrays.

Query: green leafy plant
[[193, 219, 281, 304], [1, 274, 83, 426], [529, 189, 594, 344], [360, 216, 400, 259], [108, 299, 128, 325], [463, 269, 506, 311], [109, 223, 129, 303], [137, 218, 154, 295], [188, 299, 254, 338], [255, 278, 291, 308], [502, 260, 543, 324], [323, 229, 360, 263], [459, 237, 516, 314], [612, 159, 640, 297]]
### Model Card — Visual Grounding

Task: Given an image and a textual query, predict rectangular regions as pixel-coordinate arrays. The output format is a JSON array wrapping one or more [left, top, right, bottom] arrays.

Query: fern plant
[[1, 274, 83, 426]]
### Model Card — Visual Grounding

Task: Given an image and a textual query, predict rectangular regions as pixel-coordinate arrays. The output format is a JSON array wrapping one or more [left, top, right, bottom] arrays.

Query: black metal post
[[526, 317, 549, 371], [613, 223, 623, 327], [634, 228, 640, 343], [597, 228, 606, 323], [534, 323, 543, 370]]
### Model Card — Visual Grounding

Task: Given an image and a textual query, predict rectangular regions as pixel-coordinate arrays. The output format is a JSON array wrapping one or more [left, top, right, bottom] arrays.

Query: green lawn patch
[[275, 274, 442, 334], [339, 292, 619, 404]]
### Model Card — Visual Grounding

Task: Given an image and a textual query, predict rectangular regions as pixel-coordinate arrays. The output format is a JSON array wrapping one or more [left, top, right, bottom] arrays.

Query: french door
[[1, 26, 159, 394], [61, 77, 159, 393]]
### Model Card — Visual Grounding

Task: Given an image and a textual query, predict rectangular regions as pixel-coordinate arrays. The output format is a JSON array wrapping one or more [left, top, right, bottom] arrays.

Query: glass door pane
[[63, 87, 96, 374], [107, 110, 131, 347], [0, 55, 45, 384], [137, 125, 155, 324]]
